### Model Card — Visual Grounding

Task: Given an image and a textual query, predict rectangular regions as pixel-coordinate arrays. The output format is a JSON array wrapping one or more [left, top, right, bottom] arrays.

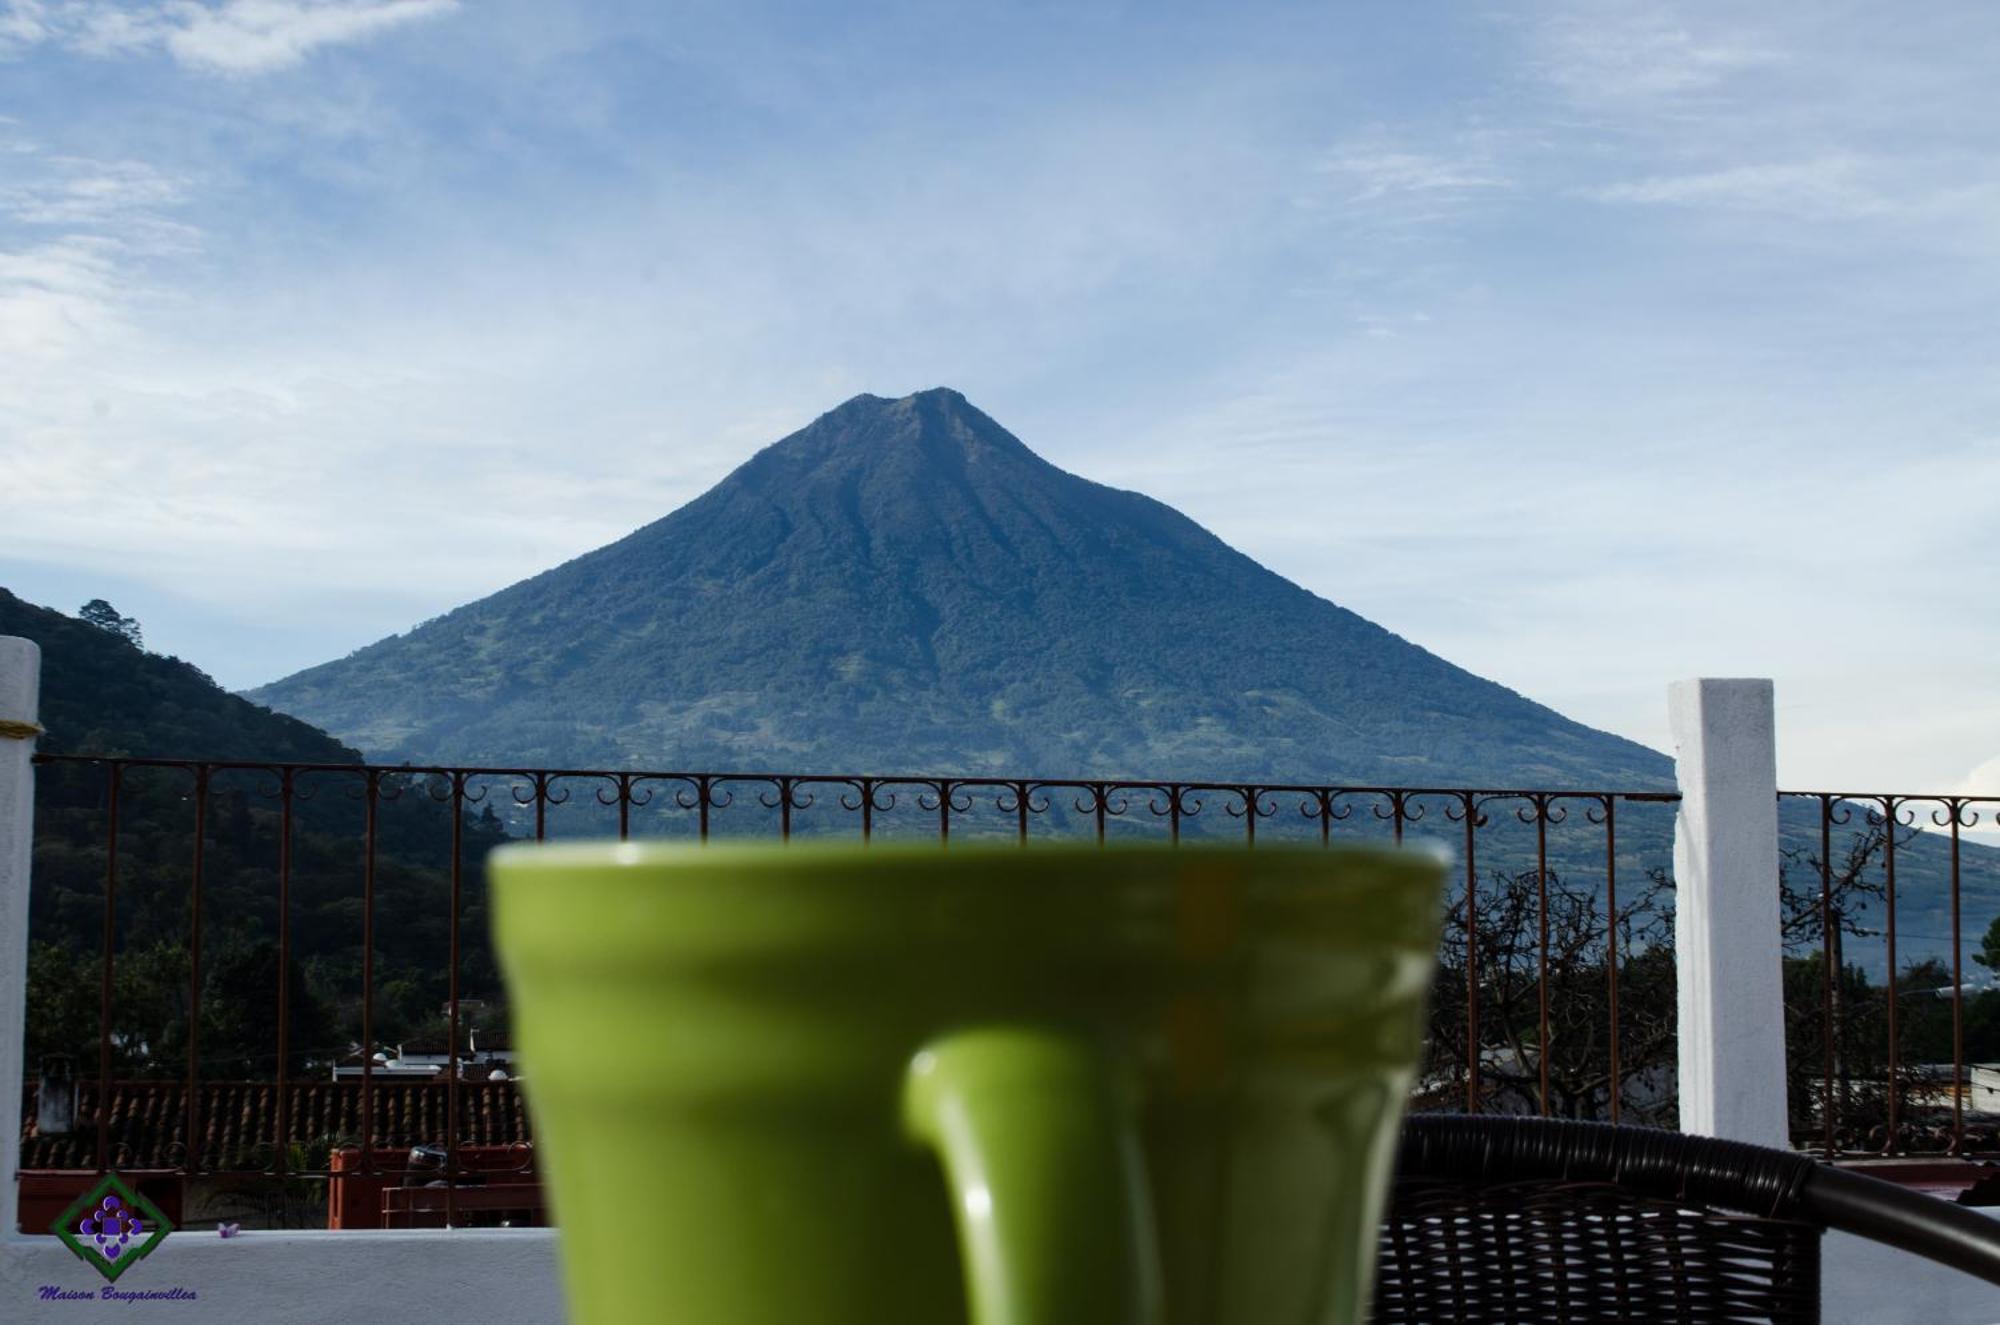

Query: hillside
[[250, 388, 1670, 788], [2, 588, 361, 763], [0, 588, 510, 1077]]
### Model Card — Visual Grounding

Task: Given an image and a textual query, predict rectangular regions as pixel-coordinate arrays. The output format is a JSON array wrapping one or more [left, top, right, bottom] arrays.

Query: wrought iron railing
[[22, 754, 1694, 1227], [1778, 791, 2000, 1159], [24, 752, 1998, 1225]]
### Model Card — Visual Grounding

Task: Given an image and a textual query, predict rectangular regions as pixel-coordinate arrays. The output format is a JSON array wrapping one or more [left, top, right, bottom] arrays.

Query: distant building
[[468, 1029, 515, 1078], [329, 1028, 517, 1082], [1901, 1063, 2000, 1118]]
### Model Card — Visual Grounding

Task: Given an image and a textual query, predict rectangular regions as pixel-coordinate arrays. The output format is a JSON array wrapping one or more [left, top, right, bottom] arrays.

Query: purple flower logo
[[79, 1194, 145, 1260], [53, 1174, 172, 1283]]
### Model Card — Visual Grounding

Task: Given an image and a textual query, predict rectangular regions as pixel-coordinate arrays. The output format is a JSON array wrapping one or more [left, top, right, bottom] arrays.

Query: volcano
[[249, 388, 1669, 786]]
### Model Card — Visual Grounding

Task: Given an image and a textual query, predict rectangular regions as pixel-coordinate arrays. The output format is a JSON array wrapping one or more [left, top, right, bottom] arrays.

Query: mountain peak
[[248, 391, 1669, 788], [819, 386, 986, 432], [759, 387, 1036, 474], [833, 386, 968, 410]]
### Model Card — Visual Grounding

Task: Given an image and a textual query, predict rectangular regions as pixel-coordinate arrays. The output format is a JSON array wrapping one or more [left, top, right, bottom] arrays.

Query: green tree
[[196, 937, 343, 1078], [1423, 865, 1677, 1124], [77, 599, 143, 649], [1973, 911, 2000, 972], [25, 935, 343, 1081], [25, 939, 190, 1077]]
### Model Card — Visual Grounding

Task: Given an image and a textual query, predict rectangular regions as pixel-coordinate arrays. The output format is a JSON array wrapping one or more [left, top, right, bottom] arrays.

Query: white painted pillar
[[1670, 677, 1789, 1148], [0, 637, 41, 1235]]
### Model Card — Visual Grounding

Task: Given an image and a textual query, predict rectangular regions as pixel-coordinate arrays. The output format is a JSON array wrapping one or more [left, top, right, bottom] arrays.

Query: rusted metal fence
[[23, 752, 2000, 1226], [23, 754, 1697, 1227], [1781, 791, 2000, 1159]]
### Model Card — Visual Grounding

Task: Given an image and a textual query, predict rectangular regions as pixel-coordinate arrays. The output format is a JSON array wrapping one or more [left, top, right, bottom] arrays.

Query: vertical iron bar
[[1168, 787, 1181, 846], [1821, 797, 1836, 1158], [698, 777, 711, 843], [534, 774, 547, 842], [1463, 795, 1480, 1114], [1016, 783, 1029, 845], [1094, 785, 1106, 846], [1317, 794, 1331, 848], [1391, 793, 1405, 847], [447, 771, 466, 1227], [938, 782, 950, 845], [1604, 797, 1620, 1125], [361, 771, 379, 1181], [1950, 802, 1965, 1153], [861, 780, 873, 844], [617, 775, 631, 841], [275, 767, 293, 1183], [1243, 788, 1256, 847], [780, 779, 793, 842], [1884, 798, 1900, 1155], [96, 763, 120, 1174], [1536, 796, 1551, 1118], [1824, 800, 1832, 1152], [184, 766, 208, 1179]]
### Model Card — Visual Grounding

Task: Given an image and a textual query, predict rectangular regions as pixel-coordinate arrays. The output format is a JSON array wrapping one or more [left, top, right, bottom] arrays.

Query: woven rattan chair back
[[1372, 1115, 1837, 1325], [1374, 1175, 1819, 1324]]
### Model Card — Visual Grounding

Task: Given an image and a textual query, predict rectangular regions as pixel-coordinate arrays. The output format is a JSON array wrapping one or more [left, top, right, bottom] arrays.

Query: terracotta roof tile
[[19, 1080, 534, 1171]]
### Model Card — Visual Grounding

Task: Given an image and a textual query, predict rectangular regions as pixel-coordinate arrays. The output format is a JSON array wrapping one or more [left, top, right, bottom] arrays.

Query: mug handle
[[902, 1025, 1163, 1325]]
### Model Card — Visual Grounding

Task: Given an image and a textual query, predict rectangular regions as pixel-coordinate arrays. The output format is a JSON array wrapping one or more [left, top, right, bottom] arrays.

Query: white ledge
[[0, 1228, 566, 1321]]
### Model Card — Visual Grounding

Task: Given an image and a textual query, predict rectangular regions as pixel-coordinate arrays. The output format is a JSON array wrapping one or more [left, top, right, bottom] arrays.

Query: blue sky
[[2, 0, 1997, 799]]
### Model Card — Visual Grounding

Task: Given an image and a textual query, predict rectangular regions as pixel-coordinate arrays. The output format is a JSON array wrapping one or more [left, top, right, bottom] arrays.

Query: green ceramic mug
[[490, 841, 1444, 1325]]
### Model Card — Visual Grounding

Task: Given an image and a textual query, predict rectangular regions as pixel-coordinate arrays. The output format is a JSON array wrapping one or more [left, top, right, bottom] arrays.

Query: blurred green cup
[[491, 841, 1443, 1325]]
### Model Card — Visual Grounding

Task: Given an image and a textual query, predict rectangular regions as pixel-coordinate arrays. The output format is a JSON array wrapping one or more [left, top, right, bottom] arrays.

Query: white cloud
[[0, 155, 189, 228], [1584, 156, 1893, 220], [0, 0, 46, 54], [1579, 152, 2000, 259], [0, 0, 456, 73], [0, 237, 126, 356], [1317, 147, 1510, 205], [68, 6, 174, 58], [1296, 131, 1517, 251], [166, 0, 457, 73], [1953, 757, 2000, 844], [0, 143, 194, 359], [1526, 1, 1782, 105], [1521, 7, 2000, 261]]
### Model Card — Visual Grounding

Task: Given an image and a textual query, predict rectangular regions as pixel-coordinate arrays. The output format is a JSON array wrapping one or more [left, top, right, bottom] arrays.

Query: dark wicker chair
[[1374, 1115, 2000, 1324]]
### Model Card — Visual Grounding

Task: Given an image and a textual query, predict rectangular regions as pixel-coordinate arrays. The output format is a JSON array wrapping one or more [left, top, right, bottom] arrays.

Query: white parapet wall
[[0, 1228, 566, 1321], [1670, 677, 1791, 1149], [0, 1204, 1990, 1325], [1, 636, 40, 1243]]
